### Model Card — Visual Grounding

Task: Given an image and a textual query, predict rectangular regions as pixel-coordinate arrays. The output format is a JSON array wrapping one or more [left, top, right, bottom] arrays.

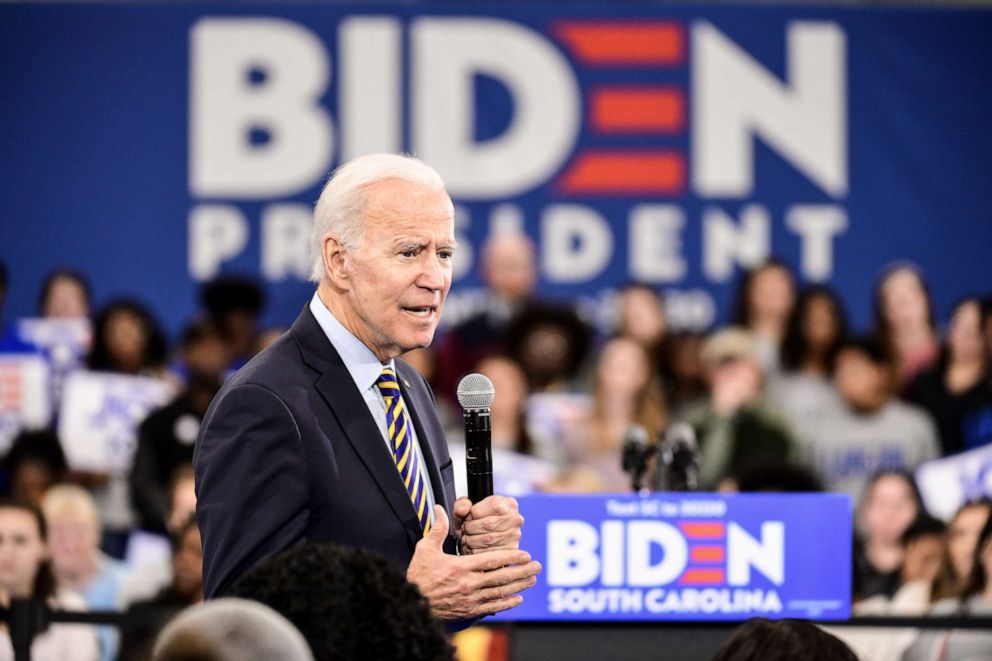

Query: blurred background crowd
[[0, 231, 990, 659]]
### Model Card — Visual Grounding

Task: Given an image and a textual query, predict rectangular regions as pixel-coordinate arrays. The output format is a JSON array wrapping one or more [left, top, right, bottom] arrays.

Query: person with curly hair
[[229, 543, 454, 661]]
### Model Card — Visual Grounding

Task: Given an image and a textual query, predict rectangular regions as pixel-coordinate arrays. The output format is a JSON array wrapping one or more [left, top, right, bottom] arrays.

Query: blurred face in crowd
[[880, 268, 930, 331], [902, 534, 945, 584], [749, 265, 795, 323], [46, 506, 99, 580], [105, 309, 148, 372], [183, 330, 230, 380], [0, 508, 47, 598], [521, 324, 571, 382], [859, 475, 919, 546], [708, 357, 763, 414], [12, 461, 56, 509], [42, 276, 89, 319], [948, 300, 984, 364], [947, 504, 991, 585], [483, 233, 536, 301], [478, 356, 528, 438], [834, 349, 891, 413], [619, 288, 666, 349], [803, 294, 840, 352], [173, 525, 203, 602], [325, 179, 455, 363], [598, 338, 651, 401]]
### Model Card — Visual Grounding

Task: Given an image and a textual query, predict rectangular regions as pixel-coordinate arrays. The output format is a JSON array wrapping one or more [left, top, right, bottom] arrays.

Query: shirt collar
[[309, 291, 394, 392]]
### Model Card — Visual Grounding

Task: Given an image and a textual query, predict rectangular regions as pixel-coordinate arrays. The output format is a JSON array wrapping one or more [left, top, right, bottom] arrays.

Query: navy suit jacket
[[194, 306, 457, 598]]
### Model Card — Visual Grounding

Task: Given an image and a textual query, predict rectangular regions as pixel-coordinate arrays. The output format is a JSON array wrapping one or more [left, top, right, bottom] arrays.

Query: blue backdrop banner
[[495, 493, 853, 621], [2, 4, 991, 335]]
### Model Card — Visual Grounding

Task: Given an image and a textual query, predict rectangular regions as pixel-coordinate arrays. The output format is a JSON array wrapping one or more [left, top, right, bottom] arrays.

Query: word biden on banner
[[497, 493, 851, 621]]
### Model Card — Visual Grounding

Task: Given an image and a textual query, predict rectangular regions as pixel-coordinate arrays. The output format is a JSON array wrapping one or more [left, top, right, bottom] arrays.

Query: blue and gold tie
[[375, 367, 431, 537]]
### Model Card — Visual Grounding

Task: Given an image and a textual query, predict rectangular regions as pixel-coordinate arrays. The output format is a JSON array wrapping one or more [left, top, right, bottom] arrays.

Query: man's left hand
[[453, 495, 523, 554]]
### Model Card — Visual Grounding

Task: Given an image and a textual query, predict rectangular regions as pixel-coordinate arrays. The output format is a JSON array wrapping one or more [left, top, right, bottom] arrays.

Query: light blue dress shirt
[[309, 292, 436, 522]]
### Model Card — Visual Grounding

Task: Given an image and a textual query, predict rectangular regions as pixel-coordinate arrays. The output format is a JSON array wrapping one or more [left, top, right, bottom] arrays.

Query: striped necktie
[[375, 367, 431, 537]]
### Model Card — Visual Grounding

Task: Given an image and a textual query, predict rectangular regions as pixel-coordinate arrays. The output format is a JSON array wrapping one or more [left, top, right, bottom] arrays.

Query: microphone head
[[664, 421, 698, 451], [457, 373, 495, 411]]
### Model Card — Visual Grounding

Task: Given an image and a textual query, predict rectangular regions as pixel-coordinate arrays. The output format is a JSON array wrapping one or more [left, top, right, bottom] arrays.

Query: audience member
[[504, 301, 592, 393], [119, 466, 197, 608], [731, 260, 797, 374], [0, 498, 98, 661], [852, 471, 924, 602], [563, 337, 667, 491], [872, 263, 939, 389], [805, 336, 938, 499], [1, 430, 68, 507], [87, 299, 168, 377], [437, 231, 538, 403], [41, 485, 127, 661], [711, 617, 856, 661], [0, 261, 34, 353], [933, 499, 992, 602], [899, 515, 947, 587], [152, 598, 313, 661], [38, 269, 91, 320], [615, 284, 667, 364], [200, 276, 266, 371], [476, 354, 534, 456], [678, 328, 795, 490], [769, 285, 848, 450], [131, 320, 227, 533], [118, 515, 203, 661], [660, 331, 708, 414], [229, 543, 454, 661], [902, 510, 992, 660], [909, 297, 991, 455]]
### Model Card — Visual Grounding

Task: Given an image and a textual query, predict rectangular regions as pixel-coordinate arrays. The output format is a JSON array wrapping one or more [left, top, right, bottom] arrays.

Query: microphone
[[655, 422, 699, 492], [457, 374, 495, 503], [620, 424, 650, 492]]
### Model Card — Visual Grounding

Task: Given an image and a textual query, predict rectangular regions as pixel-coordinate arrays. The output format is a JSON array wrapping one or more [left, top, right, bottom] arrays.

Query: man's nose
[[418, 254, 446, 290]]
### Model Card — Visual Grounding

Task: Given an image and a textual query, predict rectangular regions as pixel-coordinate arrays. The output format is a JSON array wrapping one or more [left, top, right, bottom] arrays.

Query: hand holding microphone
[[453, 374, 526, 555]]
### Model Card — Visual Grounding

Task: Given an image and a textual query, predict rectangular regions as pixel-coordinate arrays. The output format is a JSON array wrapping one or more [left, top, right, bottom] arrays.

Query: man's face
[[335, 179, 455, 362], [834, 349, 889, 413]]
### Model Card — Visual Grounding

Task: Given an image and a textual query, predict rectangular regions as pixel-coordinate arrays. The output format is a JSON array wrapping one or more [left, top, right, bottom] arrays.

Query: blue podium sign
[[496, 493, 852, 621]]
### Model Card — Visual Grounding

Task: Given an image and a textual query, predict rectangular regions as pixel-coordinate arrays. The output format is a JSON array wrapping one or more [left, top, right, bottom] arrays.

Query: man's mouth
[[402, 305, 437, 318]]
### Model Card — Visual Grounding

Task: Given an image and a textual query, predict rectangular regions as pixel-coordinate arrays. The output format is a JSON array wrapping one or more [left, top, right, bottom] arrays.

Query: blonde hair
[[42, 484, 101, 536]]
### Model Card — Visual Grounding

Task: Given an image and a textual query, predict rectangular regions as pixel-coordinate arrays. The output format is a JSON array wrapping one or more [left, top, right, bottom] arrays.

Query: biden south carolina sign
[[496, 493, 852, 621]]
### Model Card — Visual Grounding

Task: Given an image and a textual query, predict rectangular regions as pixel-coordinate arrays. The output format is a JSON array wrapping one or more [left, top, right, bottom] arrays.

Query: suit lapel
[[292, 308, 422, 547]]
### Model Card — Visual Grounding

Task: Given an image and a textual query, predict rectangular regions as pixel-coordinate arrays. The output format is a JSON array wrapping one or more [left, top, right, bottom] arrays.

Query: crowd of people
[[0, 236, 990, 659]]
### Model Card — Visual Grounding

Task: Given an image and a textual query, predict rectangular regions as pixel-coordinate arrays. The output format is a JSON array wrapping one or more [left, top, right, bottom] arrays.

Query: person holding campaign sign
[[195, 154, 540, 627]]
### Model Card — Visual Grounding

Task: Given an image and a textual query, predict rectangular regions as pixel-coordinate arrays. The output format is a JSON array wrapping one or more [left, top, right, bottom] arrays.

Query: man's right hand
[[406, 505, 541, 621]]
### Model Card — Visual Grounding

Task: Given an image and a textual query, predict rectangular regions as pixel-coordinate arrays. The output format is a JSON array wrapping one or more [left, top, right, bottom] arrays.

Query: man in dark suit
[[194, 154, 540, 625]]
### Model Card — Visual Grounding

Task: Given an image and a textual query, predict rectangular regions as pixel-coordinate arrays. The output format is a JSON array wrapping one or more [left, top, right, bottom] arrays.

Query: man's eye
[[401, 250, 417, 258], [438, 251, 453, 260]]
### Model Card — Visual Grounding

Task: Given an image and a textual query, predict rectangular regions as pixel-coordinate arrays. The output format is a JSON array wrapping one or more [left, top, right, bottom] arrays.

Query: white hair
[[310, 153, 446, 282], [152, 598, 314, 661]]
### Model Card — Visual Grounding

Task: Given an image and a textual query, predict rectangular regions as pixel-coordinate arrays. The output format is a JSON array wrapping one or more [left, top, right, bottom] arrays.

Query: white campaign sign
[[915, 444, 992, 521], [0, 354, 52, 454], [58, 371, 176, 473]]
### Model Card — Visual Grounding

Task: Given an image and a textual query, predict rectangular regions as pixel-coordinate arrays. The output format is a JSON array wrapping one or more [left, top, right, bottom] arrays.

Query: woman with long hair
[[564, 336, 667, 491], [909, 297, 990, 455], [872, 263, 939, 390], [731, 259, 797, 374], [0, 498, 98, 660]]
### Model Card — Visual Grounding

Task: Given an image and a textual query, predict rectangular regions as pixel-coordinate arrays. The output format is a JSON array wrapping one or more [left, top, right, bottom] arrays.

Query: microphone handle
[[464, 409, 493, 503]]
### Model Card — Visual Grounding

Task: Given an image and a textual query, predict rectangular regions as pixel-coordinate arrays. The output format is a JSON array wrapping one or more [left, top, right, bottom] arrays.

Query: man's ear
[[322, 234, 350, 289]]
